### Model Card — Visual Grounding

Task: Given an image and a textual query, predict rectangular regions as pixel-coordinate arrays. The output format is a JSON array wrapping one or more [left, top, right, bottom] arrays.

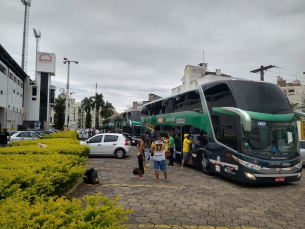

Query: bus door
[[180, 125, 194, 163]]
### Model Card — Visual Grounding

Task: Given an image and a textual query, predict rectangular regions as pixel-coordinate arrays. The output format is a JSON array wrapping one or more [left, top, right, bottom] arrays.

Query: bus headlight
[[294, 162, 302, 169], [297, 172, 302, 178], [245, 172, 256, 180], [232, 155, 262, 171]]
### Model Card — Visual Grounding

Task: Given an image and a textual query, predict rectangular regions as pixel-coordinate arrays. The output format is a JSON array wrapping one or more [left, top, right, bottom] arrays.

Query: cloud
[[1, 0, 304, 113]]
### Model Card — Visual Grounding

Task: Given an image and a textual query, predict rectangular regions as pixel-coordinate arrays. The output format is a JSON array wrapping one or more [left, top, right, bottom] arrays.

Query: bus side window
[[174, 93, 187, 112], [186, 90, 202, 113], [154, 101, 162, 115]]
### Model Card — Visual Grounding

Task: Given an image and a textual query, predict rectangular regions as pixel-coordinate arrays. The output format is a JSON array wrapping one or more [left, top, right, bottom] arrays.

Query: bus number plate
[[275, 177, 285, 182]]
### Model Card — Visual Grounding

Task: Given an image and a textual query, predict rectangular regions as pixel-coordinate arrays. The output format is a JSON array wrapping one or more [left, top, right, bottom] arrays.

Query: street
[[73, 146, 305, 229]]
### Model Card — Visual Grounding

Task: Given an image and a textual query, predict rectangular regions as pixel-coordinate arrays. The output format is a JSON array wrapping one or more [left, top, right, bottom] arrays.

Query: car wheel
[[115, 148, 125, 159], [201, 153, 212, 175]]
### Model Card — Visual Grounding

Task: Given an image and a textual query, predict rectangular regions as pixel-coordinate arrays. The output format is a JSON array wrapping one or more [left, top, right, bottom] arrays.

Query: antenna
[[21, 0, 31, 73]]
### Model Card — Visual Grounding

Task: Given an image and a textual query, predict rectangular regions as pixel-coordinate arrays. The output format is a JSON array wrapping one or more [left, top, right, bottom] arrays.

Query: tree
[[92, 93, 104, 129], [100, 102, 115, 120], [82, 97, 94, 128], [53, 97, 66, 130], [290, 102, 305, 121]]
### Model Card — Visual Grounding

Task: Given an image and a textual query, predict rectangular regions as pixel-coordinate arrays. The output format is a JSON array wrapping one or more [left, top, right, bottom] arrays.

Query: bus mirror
[[212, 107, 252, 132], [294, 111, 305, 117]]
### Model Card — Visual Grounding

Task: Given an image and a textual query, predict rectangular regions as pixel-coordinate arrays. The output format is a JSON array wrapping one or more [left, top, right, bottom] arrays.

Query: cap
[[142, 134, 147, 137], [155, 133, 161, 138], [184, 134, 189, 138]]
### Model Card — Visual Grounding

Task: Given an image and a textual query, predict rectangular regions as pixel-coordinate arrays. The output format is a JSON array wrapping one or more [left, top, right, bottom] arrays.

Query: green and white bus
[[141, 79, 303, 184]]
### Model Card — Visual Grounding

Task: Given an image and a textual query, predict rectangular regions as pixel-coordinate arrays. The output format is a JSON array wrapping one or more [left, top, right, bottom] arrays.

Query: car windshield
[[241, 120, 299, 159]]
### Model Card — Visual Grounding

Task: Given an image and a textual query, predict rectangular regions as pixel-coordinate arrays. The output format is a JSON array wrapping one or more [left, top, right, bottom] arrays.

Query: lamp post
[[68, 92, 75, 129], [63, 58, 78, 131]]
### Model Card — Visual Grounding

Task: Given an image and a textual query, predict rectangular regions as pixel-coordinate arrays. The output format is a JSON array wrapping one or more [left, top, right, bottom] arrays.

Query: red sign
[[158, 117, 163, 124], [275, 177, 285, 182], [39, 53, 52, 63]]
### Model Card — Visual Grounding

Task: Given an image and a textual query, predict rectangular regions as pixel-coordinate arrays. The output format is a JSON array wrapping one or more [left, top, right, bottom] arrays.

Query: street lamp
[[63, 58, 78, 131], [68, 92, 75, 129]]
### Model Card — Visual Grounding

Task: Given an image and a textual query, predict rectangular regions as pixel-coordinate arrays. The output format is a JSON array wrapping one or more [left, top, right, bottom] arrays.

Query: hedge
[[0, 131, 132, 228], [0, 192, 132, 228], [0, 154, 86, 199]]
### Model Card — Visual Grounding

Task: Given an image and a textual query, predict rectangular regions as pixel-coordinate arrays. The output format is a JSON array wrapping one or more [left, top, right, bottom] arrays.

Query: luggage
[[84, 168, 99, 184], [133, 167, 144, 175]]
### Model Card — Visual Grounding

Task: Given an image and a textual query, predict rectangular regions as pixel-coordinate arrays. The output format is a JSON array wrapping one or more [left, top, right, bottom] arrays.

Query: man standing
[[150, 133, 169, 182], [167, 132, 175, 166], [4, 128, 10, 144], [144, 131, 151, 166], [181, 133, 192, 170]]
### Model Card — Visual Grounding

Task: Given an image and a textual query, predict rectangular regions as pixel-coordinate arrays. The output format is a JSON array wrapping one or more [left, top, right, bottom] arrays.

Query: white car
[[299, 140, 305, 166], [9, 131, 40, 143], [80, 133, 131, 158]]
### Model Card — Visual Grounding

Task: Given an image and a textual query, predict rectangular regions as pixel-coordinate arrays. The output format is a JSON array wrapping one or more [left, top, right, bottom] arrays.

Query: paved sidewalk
[[72, 147, 305, 229]]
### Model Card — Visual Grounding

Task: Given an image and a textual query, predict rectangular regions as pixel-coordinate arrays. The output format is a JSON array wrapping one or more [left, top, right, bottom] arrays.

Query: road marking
[[97, 183, 186, 189], [124, 225, 259, 229]]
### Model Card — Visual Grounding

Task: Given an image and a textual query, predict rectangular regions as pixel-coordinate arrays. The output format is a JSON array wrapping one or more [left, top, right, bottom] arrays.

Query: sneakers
[[168, 164, 174, 166], [146, 164, 150, 166]]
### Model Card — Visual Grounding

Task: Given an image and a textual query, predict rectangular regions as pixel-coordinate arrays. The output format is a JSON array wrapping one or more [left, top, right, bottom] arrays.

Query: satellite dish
[[59, 88, 65, 95]]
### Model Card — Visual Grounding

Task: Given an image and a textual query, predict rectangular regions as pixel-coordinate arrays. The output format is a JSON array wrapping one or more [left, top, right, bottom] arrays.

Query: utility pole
[[250, 65, 275, 81]]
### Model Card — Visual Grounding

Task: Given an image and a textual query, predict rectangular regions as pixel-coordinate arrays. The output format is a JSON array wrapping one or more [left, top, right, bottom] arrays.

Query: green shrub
[[0, 192, 132, 229], [0, 154, 86, 199]]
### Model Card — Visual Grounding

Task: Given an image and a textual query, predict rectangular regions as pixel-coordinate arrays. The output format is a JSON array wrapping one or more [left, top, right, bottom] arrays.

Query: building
[[0, 44, 28, 131], [0, 44, 56, 131], [171, 63, 233, 94], [277, 75, 305, 113]]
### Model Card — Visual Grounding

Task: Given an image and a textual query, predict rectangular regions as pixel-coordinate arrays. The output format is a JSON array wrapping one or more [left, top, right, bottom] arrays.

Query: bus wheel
[[115, 148, 125, 159], [201, 154, 211, 175]]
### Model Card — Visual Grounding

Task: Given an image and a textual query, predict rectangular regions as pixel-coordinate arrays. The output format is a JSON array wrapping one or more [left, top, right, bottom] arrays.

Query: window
[[0, 63, 7, 75], [186, 90, 202, 113], [13, 90, 15, 93], [9, 74, 13, 80], [32, 87, 37, 96], [29, 133, 39, 138], [89, 135, 103, 143], [21, 83, 23, 88], [14, 77, 17, 83], [173, 93, 187, 112], [153, 101, 162, 115], [104, 135, 118, 142], [288, 89, 295, 93], [204, 83, 237, 149], [19, 132, 30, 137], [18, 80, 20, 86], [162, 98, 174, 114], [32, 97, 37, 101]]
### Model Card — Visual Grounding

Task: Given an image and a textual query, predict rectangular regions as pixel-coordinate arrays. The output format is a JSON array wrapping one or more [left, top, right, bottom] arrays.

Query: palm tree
[[53, 97, 66, 130], [92, 93, 104, 129], [100, 101, 115, 119], [82, 97, 94, 128]]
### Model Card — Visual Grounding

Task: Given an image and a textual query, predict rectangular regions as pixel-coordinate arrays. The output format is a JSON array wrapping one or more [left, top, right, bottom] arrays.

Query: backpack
[[84, 168, 99, 184], [133, 167, 144, 175]]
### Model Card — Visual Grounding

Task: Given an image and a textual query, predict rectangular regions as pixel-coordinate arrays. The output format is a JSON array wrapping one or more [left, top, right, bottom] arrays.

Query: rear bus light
[[125, 139, 129, 145]]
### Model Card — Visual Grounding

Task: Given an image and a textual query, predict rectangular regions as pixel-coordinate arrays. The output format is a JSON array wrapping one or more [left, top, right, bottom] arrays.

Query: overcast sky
[[1, 0, 304, 113]]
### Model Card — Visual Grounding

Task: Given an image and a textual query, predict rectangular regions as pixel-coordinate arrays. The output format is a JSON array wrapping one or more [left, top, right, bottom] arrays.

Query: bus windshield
[[132, 125, 141, 136], [241, 120, 299, 159]]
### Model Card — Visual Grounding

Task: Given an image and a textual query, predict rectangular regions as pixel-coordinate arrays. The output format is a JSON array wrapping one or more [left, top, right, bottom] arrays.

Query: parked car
[[80, 133, 131, 158], [299, 140, 305, 166], [8, 131, 18, 136], [9, 131, 40, 143]]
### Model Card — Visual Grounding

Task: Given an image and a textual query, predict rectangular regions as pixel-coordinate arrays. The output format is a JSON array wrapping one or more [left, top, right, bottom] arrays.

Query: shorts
[[183, 152, 189, 161], [154, 160, 167, 171]]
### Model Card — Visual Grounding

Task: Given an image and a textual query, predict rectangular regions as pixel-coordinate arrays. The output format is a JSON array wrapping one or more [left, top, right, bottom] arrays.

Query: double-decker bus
[[141, 79, 303, 184]]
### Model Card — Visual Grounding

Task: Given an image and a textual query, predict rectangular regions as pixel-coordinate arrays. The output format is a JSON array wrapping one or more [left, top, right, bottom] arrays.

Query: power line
[[275, 66, 303, 74]]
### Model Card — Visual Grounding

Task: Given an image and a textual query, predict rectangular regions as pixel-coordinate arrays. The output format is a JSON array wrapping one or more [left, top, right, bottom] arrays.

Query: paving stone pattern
[[72, 147, 305, 229]]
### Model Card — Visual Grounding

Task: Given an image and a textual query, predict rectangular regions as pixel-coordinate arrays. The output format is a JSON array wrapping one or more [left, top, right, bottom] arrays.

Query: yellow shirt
[[183, 138, 191, 152]]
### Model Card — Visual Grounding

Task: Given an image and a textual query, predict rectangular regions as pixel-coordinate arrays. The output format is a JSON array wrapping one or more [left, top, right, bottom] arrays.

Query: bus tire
[[115, 148, 125, 159], [201, 153, 212, 175]]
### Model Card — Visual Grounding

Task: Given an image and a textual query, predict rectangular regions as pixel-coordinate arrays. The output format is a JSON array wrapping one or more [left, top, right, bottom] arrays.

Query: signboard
[[36, 52, 56, 74], [23, 120, 42, 130]]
